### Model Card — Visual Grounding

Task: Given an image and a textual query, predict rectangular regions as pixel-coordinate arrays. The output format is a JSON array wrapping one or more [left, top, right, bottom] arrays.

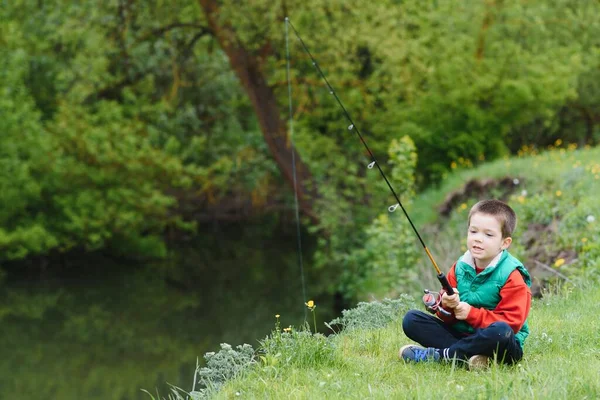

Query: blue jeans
[[402, 310, 523, 364]]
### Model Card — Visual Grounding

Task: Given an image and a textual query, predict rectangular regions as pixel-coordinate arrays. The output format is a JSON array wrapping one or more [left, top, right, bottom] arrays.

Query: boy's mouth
[[472, 246, 484, 252]]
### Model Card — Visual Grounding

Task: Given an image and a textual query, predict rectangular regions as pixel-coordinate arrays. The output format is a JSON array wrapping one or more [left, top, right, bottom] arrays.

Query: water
[[0, 222, 333, 399]]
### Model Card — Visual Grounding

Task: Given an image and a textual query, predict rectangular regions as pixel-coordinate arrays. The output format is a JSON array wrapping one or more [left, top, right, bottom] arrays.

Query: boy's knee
[[488, 321, 514, 342]]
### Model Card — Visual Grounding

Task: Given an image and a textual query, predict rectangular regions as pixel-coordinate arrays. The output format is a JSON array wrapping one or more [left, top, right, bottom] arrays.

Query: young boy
[[399, 199, 531, 369]]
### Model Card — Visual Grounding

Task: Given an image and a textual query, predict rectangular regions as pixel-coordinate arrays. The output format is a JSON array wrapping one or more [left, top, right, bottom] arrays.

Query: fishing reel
[[422, 289, 451, 316]]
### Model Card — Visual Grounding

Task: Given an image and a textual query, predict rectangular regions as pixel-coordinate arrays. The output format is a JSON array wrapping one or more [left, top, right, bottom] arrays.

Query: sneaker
[[399, 345, 440, 363], [468, 354, 490, 370]]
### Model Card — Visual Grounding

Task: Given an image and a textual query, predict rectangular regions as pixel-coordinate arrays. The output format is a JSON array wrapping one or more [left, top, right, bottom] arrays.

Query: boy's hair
[[468, 199, 517, 238]]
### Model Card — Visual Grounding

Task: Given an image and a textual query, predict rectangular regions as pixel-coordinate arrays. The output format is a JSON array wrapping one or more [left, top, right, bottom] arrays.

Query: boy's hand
[[454, 302, 472, 320], [441, 288, 460, 309]]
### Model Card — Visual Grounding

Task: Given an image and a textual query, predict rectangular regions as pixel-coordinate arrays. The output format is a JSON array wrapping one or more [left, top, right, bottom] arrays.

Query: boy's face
[[467, 212, 512, 268]]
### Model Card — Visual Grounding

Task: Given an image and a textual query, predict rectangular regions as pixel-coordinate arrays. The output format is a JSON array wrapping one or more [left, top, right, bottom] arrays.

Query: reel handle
[[422, 289, 452, 316]]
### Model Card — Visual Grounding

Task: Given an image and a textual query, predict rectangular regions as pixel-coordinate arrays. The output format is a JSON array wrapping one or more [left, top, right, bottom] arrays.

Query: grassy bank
[[214, 284, 599, 399]]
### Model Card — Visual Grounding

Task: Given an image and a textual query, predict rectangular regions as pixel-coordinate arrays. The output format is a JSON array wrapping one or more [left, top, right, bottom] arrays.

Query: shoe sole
[[468, 355, 490, 370]]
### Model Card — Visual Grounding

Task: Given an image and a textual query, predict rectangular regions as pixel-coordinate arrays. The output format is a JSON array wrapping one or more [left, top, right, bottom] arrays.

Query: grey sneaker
[[399, 345, 440, 363], [468, 354, 490, 370]]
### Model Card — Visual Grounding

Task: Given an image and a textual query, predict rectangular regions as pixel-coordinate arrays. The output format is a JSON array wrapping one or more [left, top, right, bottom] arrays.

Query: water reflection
[[0, 223, 330, 399]]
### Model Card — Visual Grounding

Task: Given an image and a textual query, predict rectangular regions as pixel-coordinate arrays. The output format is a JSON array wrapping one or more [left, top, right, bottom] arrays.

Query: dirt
[[438, 176, 521, 216]]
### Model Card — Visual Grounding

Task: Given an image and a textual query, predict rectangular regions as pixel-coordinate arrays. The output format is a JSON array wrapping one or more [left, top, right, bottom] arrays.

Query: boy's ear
[[501, 236, 512, 250]]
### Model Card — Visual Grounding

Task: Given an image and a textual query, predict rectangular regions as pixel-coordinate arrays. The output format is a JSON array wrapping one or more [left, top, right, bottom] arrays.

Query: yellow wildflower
[[554, 258, 565, 268], [460, 203, 467, 210], [555, 190, 562, 197], [275, 314, 280, 318], [283, 327, 292, 332], [450, 161, 457, 169], [581, 238, 588, 243], [305, 300, 315, 309]]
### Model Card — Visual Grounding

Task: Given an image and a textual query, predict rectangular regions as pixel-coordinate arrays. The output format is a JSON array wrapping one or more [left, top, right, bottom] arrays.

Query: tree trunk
[[198, 0, 318, 224]]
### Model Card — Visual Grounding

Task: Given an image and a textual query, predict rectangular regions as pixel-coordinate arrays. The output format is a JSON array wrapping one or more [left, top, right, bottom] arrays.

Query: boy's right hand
[[441, 289, 460, 309]]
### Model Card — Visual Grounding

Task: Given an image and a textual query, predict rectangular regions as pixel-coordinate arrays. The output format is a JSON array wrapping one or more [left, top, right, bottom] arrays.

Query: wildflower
[[541, 332, 553, 343], [513, 178, 520, 185], [582, 238, 588, 243], [283, 327, 292, 332], [306, 300, 318, 333], [521, 190, 527, 196], [587, 215, 595, 223], [275, 314, 280, 318], [554, 258, 565, 268], [555, 139, 563, 146], [459, 203, 467, 210], [555, 190, 562, 197], [451, 161, 457, 169], [517, 196, 526, 204]]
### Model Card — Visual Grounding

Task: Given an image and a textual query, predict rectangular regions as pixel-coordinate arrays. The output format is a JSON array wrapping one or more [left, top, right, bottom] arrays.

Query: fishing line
[[285, 18, 308, 318], [284, 17, 454, 297]]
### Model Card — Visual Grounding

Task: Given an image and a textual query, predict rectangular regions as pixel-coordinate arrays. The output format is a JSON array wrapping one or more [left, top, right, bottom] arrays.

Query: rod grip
[[437, 273, 454, 295]]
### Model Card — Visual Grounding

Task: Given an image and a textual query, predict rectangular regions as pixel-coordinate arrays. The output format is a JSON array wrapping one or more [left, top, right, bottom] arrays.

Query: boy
[[399, 199, 531, 369]]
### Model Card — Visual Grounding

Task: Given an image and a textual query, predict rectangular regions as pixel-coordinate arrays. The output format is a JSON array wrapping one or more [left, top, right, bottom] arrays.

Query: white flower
[[587, 215, 595, 223], [513, 178, 520, 185], [521, 190, 528, 196]]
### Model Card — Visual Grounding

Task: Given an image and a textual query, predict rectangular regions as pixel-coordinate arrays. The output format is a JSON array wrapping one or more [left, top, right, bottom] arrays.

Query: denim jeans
[[402, 309, 523, 364]]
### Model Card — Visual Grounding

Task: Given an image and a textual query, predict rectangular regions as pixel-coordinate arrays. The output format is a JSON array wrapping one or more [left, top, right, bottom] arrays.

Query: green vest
[[453, 250, 531, 347]]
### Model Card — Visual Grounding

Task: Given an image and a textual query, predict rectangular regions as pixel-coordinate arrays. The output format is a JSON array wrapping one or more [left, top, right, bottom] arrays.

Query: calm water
[[0, 223, 332, 399]]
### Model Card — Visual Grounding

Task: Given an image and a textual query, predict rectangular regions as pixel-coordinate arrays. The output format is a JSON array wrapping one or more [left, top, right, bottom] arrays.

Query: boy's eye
[[486, 233, 494, 237]]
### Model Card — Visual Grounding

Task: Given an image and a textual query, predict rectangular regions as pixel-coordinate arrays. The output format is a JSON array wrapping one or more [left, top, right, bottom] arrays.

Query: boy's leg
[[445, 321, 523, 364], [402, 310, 463, 349]]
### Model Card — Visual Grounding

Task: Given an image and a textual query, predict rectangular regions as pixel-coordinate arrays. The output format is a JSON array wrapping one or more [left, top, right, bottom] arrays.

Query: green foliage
[[329, 295, 415, 332], [325, 136, 419, 300], [341, 213, 422, 299], [3, 0, 600, 310], [1, 0, 262, 262], [196, 343, 256, 396]]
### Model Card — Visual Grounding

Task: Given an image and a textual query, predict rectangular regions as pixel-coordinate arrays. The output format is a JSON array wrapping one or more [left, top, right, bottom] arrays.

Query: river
[[0, 222, 334, 399]]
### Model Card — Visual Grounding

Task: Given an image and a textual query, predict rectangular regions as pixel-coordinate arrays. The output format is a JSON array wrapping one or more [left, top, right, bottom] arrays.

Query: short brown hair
[[468, 199, 517, 238]]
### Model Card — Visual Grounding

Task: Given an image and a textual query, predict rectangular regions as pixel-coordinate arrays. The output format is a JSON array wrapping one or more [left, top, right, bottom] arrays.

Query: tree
[[198, 0, 319, 222]]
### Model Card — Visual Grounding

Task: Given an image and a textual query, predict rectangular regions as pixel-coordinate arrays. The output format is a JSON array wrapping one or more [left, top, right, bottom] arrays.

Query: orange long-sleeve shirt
[[437, 264, 531, 334]]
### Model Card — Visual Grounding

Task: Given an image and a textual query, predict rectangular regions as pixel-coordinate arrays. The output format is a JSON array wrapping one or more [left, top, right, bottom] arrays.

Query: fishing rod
[[285, 17, 454, 315]]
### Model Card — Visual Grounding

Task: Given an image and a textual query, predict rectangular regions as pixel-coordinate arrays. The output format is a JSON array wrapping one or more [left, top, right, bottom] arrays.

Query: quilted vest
[[453, 250, 531, 347]]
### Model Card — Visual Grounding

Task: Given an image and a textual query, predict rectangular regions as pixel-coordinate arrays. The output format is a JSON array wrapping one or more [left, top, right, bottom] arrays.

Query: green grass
[[213, 283, 600, 399]]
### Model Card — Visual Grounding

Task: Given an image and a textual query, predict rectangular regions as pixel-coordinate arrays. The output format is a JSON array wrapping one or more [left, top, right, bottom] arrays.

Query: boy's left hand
[[454, 302, 472, 320]]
